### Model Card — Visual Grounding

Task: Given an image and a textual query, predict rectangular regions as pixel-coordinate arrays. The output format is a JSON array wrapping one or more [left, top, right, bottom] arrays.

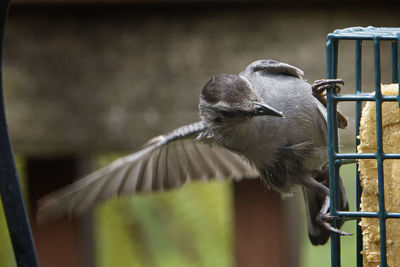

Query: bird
[[37, 59, 349, 245]]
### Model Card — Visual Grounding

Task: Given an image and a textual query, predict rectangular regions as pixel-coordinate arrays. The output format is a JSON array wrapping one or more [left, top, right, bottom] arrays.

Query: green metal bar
[[338, 211, 378, 218], [373, 38, 388, 267], [337, 211, 400, 219], [336, 153, 376, 159], [355, 39, 363, 267], [381, 153, 400, 159], [327, 35, 399, 41], [336, 153, 400, 159], [326, 36, 341, 267], [328, 27, 400, 40], [332, 95, 397, 101]]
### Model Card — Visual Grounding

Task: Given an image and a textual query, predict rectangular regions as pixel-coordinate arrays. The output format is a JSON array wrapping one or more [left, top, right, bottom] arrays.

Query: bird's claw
[[322, 222, 352, 236], [312, 79, 344, 95], [317, 212, 352, 236], [317, 213, 337, 223], [311, 78, 348, 129], [317, 213, 352, 235]]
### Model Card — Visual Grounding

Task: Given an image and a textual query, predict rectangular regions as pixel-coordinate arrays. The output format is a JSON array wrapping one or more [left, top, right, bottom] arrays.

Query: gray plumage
[[37, 59, 348, 245]]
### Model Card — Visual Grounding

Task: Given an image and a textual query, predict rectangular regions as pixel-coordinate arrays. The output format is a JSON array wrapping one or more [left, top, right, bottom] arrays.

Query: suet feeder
[[326, 26, 400, 267]]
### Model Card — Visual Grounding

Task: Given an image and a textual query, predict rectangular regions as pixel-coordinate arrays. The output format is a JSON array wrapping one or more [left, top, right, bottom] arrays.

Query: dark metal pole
[[0, 1, 40, 266]]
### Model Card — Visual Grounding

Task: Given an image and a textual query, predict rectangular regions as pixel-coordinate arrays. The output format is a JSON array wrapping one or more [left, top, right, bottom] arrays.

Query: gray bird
[[38, 59, 349, 245]]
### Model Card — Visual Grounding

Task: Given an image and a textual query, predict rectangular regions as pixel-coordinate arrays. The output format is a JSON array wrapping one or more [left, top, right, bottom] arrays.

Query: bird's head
[[199, 74, 284, 126]]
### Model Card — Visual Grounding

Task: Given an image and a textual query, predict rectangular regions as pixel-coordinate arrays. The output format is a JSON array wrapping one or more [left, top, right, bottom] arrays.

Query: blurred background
[[1, 0, 400, 266]]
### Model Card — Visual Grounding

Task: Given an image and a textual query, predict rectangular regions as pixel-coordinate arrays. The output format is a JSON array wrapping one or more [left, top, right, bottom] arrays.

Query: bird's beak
[[253, 102, 284, 117]]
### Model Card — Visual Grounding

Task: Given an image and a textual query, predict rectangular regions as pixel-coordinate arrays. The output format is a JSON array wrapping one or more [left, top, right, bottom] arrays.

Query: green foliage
[[95, 153, 233, 267], [96, 182, 234, 267], [0, 202, 16, 267], [0, 155, 26, 267]]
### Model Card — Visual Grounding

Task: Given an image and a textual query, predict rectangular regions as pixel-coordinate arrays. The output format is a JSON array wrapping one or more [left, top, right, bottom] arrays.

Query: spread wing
[[37, 122, 258, 222]]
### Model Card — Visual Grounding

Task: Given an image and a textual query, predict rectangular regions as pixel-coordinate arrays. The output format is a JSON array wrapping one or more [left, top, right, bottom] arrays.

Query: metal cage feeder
[[326, 26, 400, 267]]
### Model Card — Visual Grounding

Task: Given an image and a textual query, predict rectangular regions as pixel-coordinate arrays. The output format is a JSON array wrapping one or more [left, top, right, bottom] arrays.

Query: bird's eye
[[255, 107, 265, 115], [219, 110, 235, 118], [254, 107, 265, 115], [214, 117, 224, 123]]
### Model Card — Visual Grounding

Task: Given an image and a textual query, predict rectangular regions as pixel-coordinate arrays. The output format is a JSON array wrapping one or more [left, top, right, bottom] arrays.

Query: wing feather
[[37, 122, 258, 222], [118, 161, 143, 196]]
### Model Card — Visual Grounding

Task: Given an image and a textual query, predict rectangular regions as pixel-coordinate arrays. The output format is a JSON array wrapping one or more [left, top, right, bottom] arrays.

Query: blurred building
[[2, 0, 400, 266]]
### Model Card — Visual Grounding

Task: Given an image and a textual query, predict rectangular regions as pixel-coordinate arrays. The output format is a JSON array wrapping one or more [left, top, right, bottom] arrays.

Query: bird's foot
[[317, 212, 352, 236], [311, 78, 348, 129], [312, 79, 344, 96]]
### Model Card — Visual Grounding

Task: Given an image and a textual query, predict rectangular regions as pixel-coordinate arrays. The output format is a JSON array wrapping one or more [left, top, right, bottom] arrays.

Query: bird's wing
[[239, 59, 304, 79], [37, 121, 258, 222]]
